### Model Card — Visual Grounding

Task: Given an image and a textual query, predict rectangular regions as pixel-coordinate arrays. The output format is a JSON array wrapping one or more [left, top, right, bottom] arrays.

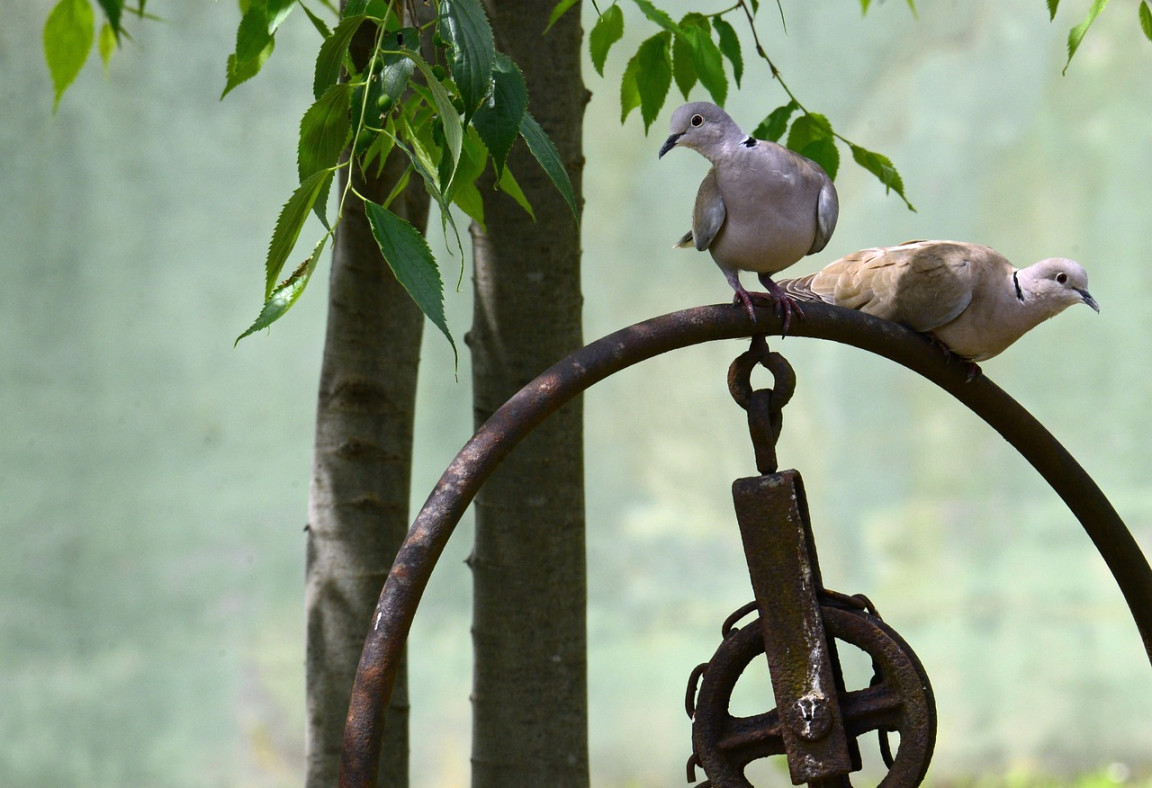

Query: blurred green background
[[3, 1, 1151, 785]]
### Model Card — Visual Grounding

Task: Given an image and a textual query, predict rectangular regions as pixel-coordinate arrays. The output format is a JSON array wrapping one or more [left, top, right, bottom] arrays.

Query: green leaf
[[236, 235, 328, 344], [98, 22, 117, 73], [265, 169, 334, 298], [299, 82, 352, 181], [235, 3, 272, 64], [1047, 0, 1060, 22], [267, 0, 295, 33], [313, 14, 364, 99], [95, 0, 122, 35], [43, 0, 95, 112], [680, 14, 726, 106], [859, 0, 871, 13], [405, 52, 464, 192], [440, 0, 495, 122], [546, 0, 581, 32], [671, 25, 696, 99], [630, 0, 681, 34], [1063, 0, 1109, 75], [798, 137, 839, 180], [520, 111, 578, 220], [751, 100, 798, 142], [849, 143, 915, 211], [785, 112, 834, 154], [589, 4, 625, 77], [1140, 1, 1152, 42], [393, 116, 465, 255], [711, 16, 742, 88], [364, 201, 457, 363], [223, 35, 275, 98], [620, 32, 672, 131], [498, 164, 534, 220], [380, 29, 418, 100], [472, 54, 528, 179], [449, 130, 489, 226], [300, 2, 332, 37], [298, 83, 351, 227], [342, 0, 389, 17]]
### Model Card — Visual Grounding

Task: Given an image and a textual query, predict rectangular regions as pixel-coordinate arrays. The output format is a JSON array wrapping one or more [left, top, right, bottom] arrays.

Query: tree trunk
[[468, 2, 588, 785], [305, 117, 429, 788]]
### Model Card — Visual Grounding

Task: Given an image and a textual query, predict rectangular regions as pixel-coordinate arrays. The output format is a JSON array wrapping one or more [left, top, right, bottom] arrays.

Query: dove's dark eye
[[1056, 272, 1068, 284], [690, 114, 704, 127]]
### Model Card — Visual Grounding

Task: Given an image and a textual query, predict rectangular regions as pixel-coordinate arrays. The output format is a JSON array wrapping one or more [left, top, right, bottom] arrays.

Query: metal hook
[[727, 334, 797, 474]]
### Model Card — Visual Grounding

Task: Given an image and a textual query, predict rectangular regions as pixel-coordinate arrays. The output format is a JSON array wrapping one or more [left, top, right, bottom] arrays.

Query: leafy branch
[[569, 0, 918, 209]]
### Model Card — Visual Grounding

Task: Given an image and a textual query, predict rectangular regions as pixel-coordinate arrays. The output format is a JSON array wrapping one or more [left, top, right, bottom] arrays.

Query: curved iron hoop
[[339, 303, 1152, 786]]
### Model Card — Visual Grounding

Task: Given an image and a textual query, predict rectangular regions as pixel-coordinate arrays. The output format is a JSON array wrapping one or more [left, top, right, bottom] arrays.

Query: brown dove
[[779, 240, 1099, 362], [659, 102, 839, 331]]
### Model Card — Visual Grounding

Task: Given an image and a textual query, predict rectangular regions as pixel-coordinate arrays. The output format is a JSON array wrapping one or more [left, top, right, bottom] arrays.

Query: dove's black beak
[[1077, 288, 1100, 313], [658, 132, 682, 159]]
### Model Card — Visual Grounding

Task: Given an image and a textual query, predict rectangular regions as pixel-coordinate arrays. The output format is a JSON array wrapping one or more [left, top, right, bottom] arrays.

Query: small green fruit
[[376, 93, 394, 112], [431, 64, 447, 81]]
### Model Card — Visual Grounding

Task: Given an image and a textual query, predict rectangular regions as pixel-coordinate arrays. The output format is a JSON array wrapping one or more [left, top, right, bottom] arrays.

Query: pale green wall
[[2, 1, 1151, 785]]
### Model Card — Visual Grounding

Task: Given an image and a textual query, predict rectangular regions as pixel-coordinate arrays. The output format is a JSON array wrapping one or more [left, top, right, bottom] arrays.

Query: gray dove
[[659, 102, 839, 331], [779, 240, 1099, 363]]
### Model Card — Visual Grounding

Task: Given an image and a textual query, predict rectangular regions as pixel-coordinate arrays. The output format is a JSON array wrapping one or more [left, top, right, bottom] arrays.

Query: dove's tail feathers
[[776, 274, 825, 303], [674, 230, 694, 249]]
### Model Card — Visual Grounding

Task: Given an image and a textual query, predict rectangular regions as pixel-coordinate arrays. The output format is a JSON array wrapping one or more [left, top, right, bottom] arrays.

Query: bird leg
[[754, 273, 805, 336], [723, 269, 759, 323], [918, 331, 983, 382]]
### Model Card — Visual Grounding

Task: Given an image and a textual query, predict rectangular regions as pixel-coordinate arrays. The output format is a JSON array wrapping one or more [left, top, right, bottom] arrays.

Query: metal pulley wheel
[[688, 599, 936, 787]]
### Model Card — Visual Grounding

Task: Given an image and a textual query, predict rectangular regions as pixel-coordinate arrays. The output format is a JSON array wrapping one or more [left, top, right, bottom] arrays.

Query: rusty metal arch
[[339, 303, 1152, 786]]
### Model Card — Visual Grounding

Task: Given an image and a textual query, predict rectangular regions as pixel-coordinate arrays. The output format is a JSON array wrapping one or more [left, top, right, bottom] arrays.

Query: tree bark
[[468, 2, 588, 785], [305, 87, 430, 788]]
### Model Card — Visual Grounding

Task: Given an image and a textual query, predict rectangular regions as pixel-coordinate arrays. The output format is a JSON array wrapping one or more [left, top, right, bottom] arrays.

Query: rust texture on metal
[[687, 598, 936, 787], [339, 303, 1152, 787], [729, 470, 854, 783]]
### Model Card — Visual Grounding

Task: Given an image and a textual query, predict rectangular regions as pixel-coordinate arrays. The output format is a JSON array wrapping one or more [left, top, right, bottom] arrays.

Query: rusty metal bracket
[[338, 304, 1152, 787]]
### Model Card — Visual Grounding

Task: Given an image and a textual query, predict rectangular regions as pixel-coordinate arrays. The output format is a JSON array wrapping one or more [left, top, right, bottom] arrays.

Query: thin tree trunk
[[305, 111, 429, 788], [468, 2, 588, 784]]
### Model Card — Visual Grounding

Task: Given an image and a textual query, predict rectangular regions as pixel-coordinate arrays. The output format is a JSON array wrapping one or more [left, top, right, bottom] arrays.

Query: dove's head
[[1020, 258, 1100, 314], [659, 102, 741, 159]]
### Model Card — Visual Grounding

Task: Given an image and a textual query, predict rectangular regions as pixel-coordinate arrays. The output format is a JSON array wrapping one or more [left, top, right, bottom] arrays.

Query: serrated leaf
[[392, 120, 464, 256], [850, 143, 915, 211], [298, 83, 351, 226], [267, 0, 295, 33], [98, 22, 116, 73], [95, 0, 122, 35], [380, 29, 418, 99], [546, 0, 581, 32], [473, 54, 528, 179], [365, 200, 457, 363], [621, 32, 672, 131], [440, 0, 495, 122], [520, 111, 578, 220], [751, 100, 798, 142], [300, 2, 332, 37], [1140, 1, 1152, 42], [711, 16, 742, 88], [630, 0, 681, 34], [265, 169, 333, 298], [680, 14, 726, 106], [798, 138, 839, 180], [1063, 0, 1109, 75], [235, 3, 272, 64], [498, 164, 534, 220], [1047, 0, 1060, 22], [785, 112, 834, 154], [342, 0, 389, 17], [405, 52, 464, 192], [589, 5, 625, 77], [449, 130, 489, 226], [44, 0, 95, 112], [313, 14, 364, 99], [223, 35, 275, 98], [300, 82, 352, 181], [671, 25, 696, 99], [236, 235, 328, 344]]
